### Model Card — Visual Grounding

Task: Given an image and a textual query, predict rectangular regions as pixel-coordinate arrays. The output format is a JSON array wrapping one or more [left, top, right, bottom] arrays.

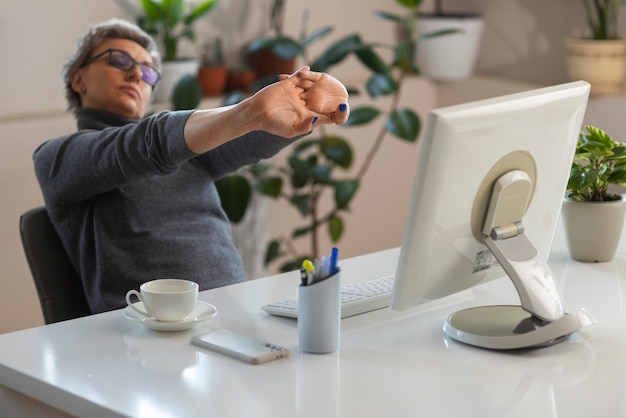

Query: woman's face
[[71, 39, 156, 119]]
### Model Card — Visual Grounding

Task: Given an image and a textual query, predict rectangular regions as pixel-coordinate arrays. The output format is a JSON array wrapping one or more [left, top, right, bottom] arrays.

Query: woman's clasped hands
[[252, 66, 350, 138]]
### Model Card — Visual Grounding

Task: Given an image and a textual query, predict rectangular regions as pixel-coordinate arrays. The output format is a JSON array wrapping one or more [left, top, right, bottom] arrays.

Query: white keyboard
[[262, 275, 395, 319]]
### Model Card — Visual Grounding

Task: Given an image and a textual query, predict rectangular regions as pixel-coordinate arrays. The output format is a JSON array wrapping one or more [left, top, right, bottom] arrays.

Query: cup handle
[[125, 290, 150, 317]]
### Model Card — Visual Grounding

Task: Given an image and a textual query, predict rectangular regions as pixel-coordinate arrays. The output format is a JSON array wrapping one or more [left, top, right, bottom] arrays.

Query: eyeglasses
[[82, 49, 161, 87]]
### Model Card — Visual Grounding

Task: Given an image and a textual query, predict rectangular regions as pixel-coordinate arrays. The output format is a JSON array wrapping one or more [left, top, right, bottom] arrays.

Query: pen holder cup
[[298, 269, 341, 354]]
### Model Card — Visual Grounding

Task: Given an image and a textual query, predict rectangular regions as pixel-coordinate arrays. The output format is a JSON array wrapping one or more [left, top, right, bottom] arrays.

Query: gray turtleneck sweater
[[34, 108, 295, 314]]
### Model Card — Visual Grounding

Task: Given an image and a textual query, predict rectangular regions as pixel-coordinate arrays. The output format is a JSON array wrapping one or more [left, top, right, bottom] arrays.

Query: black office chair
[[19, 206, 91, 324]]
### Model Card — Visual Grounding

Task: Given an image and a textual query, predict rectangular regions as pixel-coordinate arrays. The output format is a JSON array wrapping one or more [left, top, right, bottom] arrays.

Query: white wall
[[1, 0, 624, 333]]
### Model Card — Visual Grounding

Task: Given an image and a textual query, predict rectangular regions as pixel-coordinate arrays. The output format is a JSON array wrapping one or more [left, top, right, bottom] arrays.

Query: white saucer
[[124, 300, 218, 331]]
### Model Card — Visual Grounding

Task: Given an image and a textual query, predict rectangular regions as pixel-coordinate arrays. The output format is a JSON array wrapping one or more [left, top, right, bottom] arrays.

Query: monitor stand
[[443, 170, 596, 350]]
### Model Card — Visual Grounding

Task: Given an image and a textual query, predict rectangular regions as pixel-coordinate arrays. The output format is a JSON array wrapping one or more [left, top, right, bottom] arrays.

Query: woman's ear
[[71, 70, 85, 94]]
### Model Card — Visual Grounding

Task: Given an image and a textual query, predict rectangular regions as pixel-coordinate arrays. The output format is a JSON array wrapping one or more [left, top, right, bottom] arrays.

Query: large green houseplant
[[218, 0, 423, 272], [563, 125, 626, 261], [566, 1, 626, 94], [135, 0, 220, 102]]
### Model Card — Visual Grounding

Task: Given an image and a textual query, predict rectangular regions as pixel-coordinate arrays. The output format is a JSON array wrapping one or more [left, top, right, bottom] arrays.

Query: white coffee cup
[[125, 279, 199, 322]]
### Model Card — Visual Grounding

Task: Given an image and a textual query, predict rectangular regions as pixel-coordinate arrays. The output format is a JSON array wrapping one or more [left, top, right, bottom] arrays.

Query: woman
[[34, 19, 350, 314]]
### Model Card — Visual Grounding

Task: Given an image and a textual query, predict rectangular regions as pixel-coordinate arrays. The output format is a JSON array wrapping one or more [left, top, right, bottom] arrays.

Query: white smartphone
[[191, 329, 289, 365]]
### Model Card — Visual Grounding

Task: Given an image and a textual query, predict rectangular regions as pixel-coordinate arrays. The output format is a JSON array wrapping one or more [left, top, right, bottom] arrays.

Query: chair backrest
[[19, 206, 91, 324]]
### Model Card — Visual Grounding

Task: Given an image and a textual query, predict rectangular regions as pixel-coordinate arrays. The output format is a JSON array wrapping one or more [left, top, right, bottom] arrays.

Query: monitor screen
[[391, 81, 590, 315]]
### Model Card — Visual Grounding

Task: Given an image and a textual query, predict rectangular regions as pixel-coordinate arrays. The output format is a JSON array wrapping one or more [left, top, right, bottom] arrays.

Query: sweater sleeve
[[194, 130, 303, 180], [34, 111, 196, 205]]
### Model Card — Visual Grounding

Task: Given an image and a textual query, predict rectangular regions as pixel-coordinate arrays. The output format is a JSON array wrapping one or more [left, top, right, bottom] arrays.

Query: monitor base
[[443, 305, 596, 350]]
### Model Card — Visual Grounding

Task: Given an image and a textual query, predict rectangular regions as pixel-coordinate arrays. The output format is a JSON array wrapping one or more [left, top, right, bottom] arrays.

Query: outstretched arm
[[184, 66, 350, 154]]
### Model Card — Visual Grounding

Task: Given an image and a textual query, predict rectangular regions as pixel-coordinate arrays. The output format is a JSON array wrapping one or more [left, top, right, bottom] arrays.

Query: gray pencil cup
[[298, 269, 341, 353]]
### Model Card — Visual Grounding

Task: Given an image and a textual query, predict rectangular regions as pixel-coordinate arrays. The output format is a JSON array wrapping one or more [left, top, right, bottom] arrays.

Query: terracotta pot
[[226, 70, 257, 93], [197, 66, 228, 97], [247, 49, 295, 78], [562, 195, 626, 262], [566, 38, 626, 95]]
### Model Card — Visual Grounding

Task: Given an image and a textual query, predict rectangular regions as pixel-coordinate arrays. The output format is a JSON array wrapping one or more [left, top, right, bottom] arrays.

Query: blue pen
[[330, 247, 339, 274]]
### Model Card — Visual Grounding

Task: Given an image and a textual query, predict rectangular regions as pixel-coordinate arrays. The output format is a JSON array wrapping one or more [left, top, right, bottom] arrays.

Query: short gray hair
[[63, 18, 161, 112]]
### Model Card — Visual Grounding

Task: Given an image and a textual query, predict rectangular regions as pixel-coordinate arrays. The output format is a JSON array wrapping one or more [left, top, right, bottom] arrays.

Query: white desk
[[1, 237, 626, 418]]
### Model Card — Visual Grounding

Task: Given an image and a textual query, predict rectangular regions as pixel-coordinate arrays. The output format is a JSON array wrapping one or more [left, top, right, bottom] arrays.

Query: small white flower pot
[[562, 195, 626, 262]]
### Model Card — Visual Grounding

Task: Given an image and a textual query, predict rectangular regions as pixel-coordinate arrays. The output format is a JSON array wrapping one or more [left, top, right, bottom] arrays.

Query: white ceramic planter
[[561, 196, 626, 262], [416, 14, 484, 82], [153, 59, 200, 104], [566, 38, 626, 95]]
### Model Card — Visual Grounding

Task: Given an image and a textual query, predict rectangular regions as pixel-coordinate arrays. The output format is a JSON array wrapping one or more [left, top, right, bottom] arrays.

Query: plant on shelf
[[198, 37, 228, 97], [246, 1, 334, 81], [131, 0, 220, 102], [414, 0, 484, 81], [582, 0, 626, 40], [137, 0, 220, 61], [566, 1, 626, 94], [217, 0, 423, 272], [562, 125, 626, 262]]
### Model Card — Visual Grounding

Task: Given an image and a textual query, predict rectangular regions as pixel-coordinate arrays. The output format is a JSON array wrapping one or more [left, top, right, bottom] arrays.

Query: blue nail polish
[[276, 74, 281, 81], [339, 103, 347, 112], [312, 116, 318, 125], [297, 71, 302, 77]]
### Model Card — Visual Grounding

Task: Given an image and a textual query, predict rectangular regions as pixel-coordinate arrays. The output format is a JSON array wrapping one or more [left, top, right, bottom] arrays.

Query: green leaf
[[290, 194, 311, 216], [293, 139, 320, 155], [248, 163, 271, 177], [264, 239, 283, 265], [328, 215, 344, 242], [366, 73, 397, 97], [334, 179, 359, 209], [171, 74, 202, 110], [395, 0, 421, 9], [140, 0, 164, 21], [310, 164, 333, 184], [293, 225, 311, 238], [310, 34, 361, 72], [374, 11, 411, 26], [302, 26, 333, 48], [344, 106, 381, 126], [184, 0, 219, 25], [320, 136, 353, 168], [393, 38, 419, 74], [256, 177, 283, 198], [288, 156, 311, 188], [247, 37, 302, 60], [354, 44, 390, 75], [387, 108, 421, 141], [215, 174, 252, 224], [417, 29, 461, 42]]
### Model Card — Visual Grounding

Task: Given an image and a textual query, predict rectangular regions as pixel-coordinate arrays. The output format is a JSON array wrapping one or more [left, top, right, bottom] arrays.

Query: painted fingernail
[[297, 71, 302, 77], [276, 74, 281, 81], [339, 103, 347, 112], [312, 116, 318, 125]]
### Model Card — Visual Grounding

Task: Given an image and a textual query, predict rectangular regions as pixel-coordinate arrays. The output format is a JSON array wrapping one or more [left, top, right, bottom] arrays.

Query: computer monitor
[[390, 81, 596, 350]]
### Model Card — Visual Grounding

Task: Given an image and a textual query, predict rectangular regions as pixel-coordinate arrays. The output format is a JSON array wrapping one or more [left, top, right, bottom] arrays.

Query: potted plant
[[245, 0, 296, 79], [225, 66, 257, 94], [566, 1, 626, 94], [136, 0, 220, 102], [198, 38, 228, 97], [415, 0, 484, 81], [216, 0, 422, 272], [245, 2, 335, 85], [562, 125, 626, 262]]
